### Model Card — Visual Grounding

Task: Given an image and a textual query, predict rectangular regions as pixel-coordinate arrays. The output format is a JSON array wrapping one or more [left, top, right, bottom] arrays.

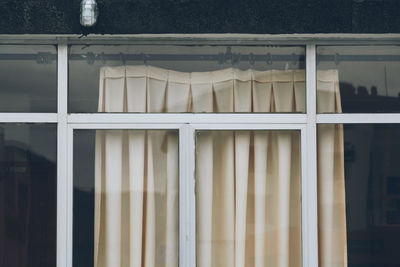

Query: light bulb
[[80, 0, 99, 27]]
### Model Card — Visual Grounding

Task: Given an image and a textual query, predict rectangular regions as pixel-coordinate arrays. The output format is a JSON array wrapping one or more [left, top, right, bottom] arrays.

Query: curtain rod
[[1, 53, 400, 64]]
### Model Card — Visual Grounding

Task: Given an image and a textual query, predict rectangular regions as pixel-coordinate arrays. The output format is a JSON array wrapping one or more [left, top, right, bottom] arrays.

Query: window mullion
[[179, 124, 196, 267], [57, 42, 69, 267], [304, 44, 319, 267]]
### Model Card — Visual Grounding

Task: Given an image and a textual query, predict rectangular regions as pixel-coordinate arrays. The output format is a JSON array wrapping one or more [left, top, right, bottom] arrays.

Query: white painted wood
[[66, 125, 74, 267], [191, 123, 305, 130], [305, 44, 319, 267], [67, 113, 307, 124], [57, 43, 69, 267], [317, 113, 400, 124], [300, 125, 309, 267], [179, 125, 187, 267], [68, 123, 183, 129], [0, 113, 57, 122], [179, 125, 196, 267]]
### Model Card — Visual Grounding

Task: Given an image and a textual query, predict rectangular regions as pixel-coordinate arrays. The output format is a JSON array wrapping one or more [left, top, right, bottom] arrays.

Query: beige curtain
[[94, 129, 179, 267], [94, 65, 346, 267], [191, 67, 305, 267], [196, 129, 302, 267], [317, 70, 347, 267]]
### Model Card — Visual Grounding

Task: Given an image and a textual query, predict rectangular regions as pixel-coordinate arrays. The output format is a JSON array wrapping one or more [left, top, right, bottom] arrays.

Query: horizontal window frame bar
[[68, 123, 184, 130], [69, 123, 305, 130], [0, 113, 58, 123], [191, 123, 306, 130], [317, 114, 400, 124], [67, 114, 308, 124], [2, 114, 400, 125]]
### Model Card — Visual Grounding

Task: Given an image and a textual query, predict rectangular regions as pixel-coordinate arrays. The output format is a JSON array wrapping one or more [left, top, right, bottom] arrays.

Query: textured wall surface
[[1, 0, 400, 34]]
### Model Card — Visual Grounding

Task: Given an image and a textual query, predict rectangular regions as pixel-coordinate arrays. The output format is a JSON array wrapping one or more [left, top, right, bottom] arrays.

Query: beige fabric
[[94, 130, 179, 267], [196, 130, 302, 267], [98, 65, 306, 113], [317, 70, 348, 267], [94, 65, 346, 267], [193, 66, 304, 267]]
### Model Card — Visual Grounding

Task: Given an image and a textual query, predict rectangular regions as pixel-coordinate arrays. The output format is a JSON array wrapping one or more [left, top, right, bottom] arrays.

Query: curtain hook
[[141, 53, 147, 65], [334, 53, 340, 66], [36, 52, 53, 64], [249, 53, 255, 67], [119, 52, 126, 65], [232, 53, 241, 66], [291, 53, 297, 65], [226, 46, 232, 56], [218, 52, 225, 65], [226, 46, 233, 64], [99, 52, 106, 64], [266, 53, 272, 65], [86, 52, 95, 65]]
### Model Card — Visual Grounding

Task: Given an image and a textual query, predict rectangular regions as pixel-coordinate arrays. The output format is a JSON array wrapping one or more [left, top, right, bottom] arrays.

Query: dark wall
[[1, 0, 400, 34]]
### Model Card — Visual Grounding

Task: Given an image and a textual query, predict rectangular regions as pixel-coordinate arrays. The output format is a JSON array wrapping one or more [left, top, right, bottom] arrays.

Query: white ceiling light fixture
[[80, 0, 99, 27]]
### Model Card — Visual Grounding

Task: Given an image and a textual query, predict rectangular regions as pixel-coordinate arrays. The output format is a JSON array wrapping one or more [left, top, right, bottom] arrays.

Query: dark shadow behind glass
[[0, 124, 57, 267], [317, 46, 400, 113], [73, 130, 95, 267], [327, 124, 400, 267], [0, 46, 57, 112]]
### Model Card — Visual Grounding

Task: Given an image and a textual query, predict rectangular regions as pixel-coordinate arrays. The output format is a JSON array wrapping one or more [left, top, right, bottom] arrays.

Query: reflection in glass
[[73, 130, 179, 267], [0, 124, 57, 267], [196, 130, 301, 267], [317, 46, 400, 113], [318, 124, 400, 267], [69, 45, 305, 113], [0, 45, 57, 112]]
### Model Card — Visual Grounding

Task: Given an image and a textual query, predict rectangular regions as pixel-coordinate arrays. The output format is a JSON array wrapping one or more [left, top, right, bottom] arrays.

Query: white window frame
[[1, 34, 400, 267], [67, 123, 307, 267]]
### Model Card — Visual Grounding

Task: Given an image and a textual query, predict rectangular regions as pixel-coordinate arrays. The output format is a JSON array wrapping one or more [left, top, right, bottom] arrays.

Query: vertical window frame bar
[[180, 124, 196, 267], [57, 43, 69, 267], [304, 44, 319, 267]]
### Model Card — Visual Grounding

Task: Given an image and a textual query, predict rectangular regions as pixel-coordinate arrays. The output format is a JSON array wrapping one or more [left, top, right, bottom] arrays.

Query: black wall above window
[[1, 0, 400, 34]]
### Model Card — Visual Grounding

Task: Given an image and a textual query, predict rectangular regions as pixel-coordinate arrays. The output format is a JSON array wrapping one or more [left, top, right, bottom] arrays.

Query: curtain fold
[[94, 65, 346, 267]]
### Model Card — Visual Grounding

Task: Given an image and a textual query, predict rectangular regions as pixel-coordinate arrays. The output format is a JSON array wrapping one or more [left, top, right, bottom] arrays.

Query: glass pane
[[317, 46, 400, 113], [195, 130, 301, 266], [0, 45, 57, 112], [0, 124, 57, 266], [318, 124, 400, 267], [73, 129, 179, 267], [69, 45, 305, 113]]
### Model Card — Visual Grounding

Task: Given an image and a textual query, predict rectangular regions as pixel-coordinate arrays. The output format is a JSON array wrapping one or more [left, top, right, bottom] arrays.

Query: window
[[0, 123, 57, 266], [1, 35, 400, 267], [318, 124, 400, 267], [316, 45, 400, 267], [0, 45, 57, 112], [69, 44, 306, 267], [68, 45, 305, 113]]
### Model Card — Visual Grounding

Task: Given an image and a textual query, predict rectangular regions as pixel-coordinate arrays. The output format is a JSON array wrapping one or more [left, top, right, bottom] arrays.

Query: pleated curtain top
[[97, 65, 310, 113]]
